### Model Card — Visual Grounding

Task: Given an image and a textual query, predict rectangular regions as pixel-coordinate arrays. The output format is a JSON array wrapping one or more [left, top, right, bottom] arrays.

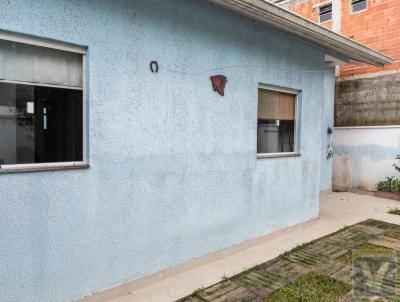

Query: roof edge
[[206, 0, 393, 66]]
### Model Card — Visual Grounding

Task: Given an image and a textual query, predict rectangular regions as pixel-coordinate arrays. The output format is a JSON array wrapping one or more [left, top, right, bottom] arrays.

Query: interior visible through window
[[0, 39, 84, 166], [257, 88, 297, 155]]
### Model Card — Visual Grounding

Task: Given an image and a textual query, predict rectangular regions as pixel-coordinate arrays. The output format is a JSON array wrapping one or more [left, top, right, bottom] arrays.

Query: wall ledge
[[0, 163, 90, 174], [257, 152, 301, 159], [334, 125, 400, 130]]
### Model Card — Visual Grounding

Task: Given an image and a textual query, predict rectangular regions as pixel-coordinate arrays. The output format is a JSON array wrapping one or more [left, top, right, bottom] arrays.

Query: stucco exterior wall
[[0, 1, 331, 301], [321, 67, 335, 192], [333, 126, 400, 191]]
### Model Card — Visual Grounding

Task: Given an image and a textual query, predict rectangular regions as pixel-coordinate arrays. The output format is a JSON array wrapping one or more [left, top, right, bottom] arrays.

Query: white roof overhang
[[206, 0, 393, 66]]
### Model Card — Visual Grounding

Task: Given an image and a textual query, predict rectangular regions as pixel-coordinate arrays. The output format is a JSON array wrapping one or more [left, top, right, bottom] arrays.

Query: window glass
[[0, 39, 84, 166], [352, 0, 367, 12], [0, 40, 83, 88], [319, 3, 332, 22], [0, 83, 83, 165], [257, 89, 296, 154]]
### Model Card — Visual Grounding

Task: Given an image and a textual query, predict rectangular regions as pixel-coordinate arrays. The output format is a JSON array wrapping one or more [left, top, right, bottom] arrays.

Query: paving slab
[[179, 219, 400, 301]]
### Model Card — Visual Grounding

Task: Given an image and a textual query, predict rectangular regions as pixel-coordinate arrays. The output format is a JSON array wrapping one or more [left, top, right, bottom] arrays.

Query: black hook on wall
[[150, 61, 159, 73]]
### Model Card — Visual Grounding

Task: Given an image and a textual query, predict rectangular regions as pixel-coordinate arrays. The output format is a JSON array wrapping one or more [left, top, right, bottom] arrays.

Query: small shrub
[[376, 155, 400, 193], [376, 177, 400, 193], [394, 154, 400, 173], [192, 288, 205, 299], [388, 208, 400, 216]]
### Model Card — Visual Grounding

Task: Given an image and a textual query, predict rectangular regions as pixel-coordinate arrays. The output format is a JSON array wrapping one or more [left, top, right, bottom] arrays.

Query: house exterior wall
[[321, 67, 336, 192], [0, 1, 333, 302], [333, 126, 400, 191], [281, 0, 400, 192]]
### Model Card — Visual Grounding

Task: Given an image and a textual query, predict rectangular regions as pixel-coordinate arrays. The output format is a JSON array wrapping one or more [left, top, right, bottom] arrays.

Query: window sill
[[257, 152, 301, 159], [351, 8, 367, 14], [0, 163, 90, 174], [319, 19, 332, 24]]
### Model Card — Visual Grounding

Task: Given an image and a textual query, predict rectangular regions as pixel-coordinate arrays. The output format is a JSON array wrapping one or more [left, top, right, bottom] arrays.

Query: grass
[[337, 243, 393, 264], [383, 228, 400, 240], [230, 264, 263, 280], [388, 208, 400, 215], [266, 271, 351, 302], [192, 288, 206, 301], [279, 224, 351, 261], [361, 219, 400, 230], [280, 242, 311, 261], [184, 220, 400, 302]]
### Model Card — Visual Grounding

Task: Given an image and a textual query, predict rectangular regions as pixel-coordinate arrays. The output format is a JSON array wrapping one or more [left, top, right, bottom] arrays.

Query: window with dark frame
[[319, 3, 332, 23], [0, 39, 84, 166], [257, 88, 296, 154], [351, 0, 367, 13]]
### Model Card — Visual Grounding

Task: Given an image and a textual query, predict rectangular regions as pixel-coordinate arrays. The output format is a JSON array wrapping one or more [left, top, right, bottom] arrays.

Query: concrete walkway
[[78, 192, 400, 302]]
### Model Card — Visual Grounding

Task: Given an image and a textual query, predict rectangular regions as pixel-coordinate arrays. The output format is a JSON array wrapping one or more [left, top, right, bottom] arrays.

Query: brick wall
[[290, 0, 333, 30], [285, 0, 400, 77], [340, 0, 400, 77]]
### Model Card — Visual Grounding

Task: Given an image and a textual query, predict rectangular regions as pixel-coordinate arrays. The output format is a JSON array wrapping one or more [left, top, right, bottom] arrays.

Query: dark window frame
[[319, 3, 333, 23], [351, 0, 367, 13]]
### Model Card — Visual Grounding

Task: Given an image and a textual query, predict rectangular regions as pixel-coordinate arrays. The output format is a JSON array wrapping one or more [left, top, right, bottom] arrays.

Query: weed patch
[[388, 208, 400, 216], [266, 271, 351, 302]]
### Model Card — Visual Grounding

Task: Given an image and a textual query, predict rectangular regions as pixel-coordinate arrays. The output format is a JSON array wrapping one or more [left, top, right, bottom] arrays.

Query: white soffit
[[206, 0, 392, 66], [325, 55, 349, 66]]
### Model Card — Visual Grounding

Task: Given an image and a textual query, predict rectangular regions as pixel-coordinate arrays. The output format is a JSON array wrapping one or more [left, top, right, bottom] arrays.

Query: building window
[[351, 0, 367, 13], [319, 3, 332, 23], [0, 38, 85, 167], [257, 88, 297, 155]]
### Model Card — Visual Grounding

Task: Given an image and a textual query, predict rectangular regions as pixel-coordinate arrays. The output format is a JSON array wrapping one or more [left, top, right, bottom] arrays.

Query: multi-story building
[[274, 0, 400, 191]]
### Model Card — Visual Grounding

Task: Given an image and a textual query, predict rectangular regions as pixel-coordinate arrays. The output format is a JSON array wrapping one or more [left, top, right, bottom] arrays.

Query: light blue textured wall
[[320, 67, 335, 192], [333, 127, 400, 190], [0, 1, 329, 301]]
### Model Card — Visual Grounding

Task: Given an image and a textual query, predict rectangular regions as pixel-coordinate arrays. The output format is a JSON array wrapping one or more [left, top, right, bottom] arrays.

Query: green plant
[[192, 288, 206, 300], [266, 271, 351, 302], [388, 208, 400, 216], [394, 154, 400, 173], [376, 155, 400, 193], [376, 177, 400, 193]]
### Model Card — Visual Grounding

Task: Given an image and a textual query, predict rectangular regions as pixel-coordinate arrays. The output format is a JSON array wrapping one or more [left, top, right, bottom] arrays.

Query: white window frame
[[350, 0, 367, 14], [257, 84, 301, 159], [0, 31, 88, 173]]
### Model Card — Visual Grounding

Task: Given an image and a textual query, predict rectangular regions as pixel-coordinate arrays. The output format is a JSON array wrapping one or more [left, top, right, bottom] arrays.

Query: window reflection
[[0, 83, 83, 165]]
